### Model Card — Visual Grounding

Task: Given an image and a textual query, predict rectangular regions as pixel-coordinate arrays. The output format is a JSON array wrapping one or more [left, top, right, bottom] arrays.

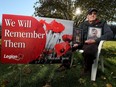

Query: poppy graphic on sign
[[62, 34, 72, 42], [1, 15, 74, 64], [54, 42, 71, 57], [39, 19, 45, 26], [50, 20, 65, 33]]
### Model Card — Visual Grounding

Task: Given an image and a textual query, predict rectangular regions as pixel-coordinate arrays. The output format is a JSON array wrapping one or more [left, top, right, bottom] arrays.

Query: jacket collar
[[84, 19, 101, 26]]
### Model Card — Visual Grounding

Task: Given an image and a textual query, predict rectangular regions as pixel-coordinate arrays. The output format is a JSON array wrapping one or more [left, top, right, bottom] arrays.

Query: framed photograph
[[73, 28, 82, 43], [87, 27, 102, 39]]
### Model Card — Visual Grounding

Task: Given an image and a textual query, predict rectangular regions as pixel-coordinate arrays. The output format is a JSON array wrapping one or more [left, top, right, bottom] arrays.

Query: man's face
[[92, 29, 97, 36], [87, 11, 97, 22]]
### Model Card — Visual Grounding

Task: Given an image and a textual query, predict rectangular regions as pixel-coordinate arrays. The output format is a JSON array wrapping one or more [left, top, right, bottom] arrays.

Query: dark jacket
[[80, 19, 113, 43], [74, 19, 113, 50]]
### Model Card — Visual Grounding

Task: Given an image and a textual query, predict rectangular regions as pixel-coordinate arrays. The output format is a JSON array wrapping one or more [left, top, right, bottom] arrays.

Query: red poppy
[[62, 34, 72, 42], [39, 19, 45, 26], [50, 20, 65, 33], [44, 22, 52, 31], [54, 42, 71, 57]]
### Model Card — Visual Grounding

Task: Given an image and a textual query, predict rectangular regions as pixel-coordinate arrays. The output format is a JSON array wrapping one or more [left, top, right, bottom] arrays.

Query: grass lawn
[[0, 41, 116, 87]]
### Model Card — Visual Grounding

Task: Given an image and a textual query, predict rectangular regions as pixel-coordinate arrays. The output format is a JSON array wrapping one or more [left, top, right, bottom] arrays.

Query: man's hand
[[73, 43, 78, 47], [85, 39, 96, 44], [72, 43, 79, 52]]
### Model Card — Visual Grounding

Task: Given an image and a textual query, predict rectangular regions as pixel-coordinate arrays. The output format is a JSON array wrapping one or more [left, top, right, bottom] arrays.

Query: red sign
[[1, 14, 46, 63]]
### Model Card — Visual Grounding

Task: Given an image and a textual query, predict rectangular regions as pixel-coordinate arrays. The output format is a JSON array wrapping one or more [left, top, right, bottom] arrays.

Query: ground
[[0, 41, 116, 87]]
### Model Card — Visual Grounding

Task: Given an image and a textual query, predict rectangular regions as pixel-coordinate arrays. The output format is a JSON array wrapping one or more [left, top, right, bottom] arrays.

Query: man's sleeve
[[95, 22, 113, 43]]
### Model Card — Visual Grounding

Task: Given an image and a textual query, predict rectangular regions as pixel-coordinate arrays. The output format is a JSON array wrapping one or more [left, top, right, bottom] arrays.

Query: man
[[73, 8, 113, 73], [56, 8, 113, 72]]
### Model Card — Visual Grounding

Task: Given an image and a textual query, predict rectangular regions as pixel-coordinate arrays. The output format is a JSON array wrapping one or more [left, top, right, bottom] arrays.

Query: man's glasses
[[88, 12, 97, 15]]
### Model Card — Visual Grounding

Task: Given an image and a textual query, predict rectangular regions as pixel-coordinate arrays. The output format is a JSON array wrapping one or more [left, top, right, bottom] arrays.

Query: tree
[[75, 0, 116, 21], [33, 0, 75, 19], [33, 0, 116, 26]]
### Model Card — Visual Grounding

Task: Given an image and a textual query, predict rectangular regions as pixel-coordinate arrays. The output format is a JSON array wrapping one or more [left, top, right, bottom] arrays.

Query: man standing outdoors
[[73, 8, 113, 74]]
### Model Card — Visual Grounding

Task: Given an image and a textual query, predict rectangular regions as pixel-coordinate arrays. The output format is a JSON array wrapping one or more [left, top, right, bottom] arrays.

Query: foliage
[[33, 0, 116, 26], [102, 41, 116, 58]]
